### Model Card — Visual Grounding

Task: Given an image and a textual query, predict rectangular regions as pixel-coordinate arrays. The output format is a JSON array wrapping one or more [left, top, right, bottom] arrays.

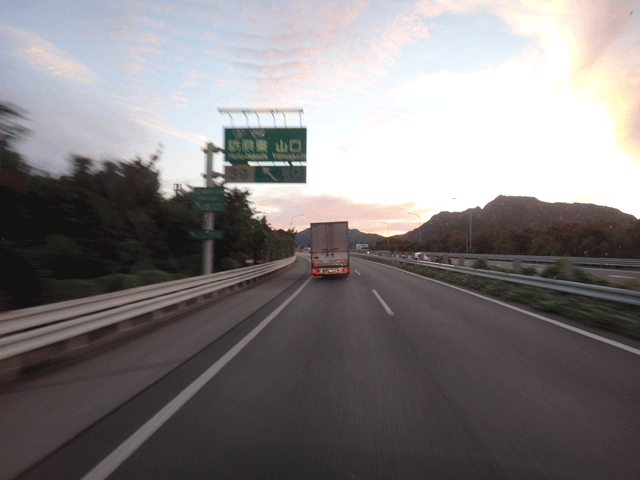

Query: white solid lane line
[[608, 275, 633, 279], [81, 276, 313, 480], [371, 260, 640, 357], [372, 289, 394, 316]]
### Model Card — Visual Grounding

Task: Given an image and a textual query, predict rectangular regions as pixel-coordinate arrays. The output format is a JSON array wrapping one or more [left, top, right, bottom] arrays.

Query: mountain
[[294, 227, 383, 247], [402, 195, 638, 243]]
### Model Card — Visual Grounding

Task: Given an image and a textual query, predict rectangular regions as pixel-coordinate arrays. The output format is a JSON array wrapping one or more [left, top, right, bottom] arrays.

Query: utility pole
[[407, 212, 421, 246], [452, 198, 473, 253], [379, 221, 390, 251], [202, 142, 223, 275]]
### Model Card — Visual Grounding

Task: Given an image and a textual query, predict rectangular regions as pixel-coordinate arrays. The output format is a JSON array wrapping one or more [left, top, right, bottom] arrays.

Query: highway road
[[9, 255, 640, 479]]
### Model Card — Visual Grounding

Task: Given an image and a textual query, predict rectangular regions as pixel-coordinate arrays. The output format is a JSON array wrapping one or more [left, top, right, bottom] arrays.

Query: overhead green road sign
[[189, 229, 224, 240], [224, 128, 306, 164], [225, 165, 306, 183], [191, 187, 225, 212]]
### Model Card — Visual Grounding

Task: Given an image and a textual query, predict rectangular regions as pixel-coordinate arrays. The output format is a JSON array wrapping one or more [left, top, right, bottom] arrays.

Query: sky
[[1, 0, 639, 236]]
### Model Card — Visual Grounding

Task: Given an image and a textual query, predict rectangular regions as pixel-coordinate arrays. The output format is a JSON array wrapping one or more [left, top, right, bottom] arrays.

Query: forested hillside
[[0, 102, 294, 311], [388, 196, 640, 256]]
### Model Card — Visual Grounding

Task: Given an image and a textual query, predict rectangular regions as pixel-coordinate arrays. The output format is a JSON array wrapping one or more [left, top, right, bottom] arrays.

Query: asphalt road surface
[[15, 256, 640, 479]]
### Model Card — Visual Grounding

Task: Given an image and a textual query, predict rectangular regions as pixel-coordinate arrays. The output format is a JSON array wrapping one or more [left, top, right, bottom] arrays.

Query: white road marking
[[354, 270, 361, 276], [372, 289, 394, 316], [371, 261, 640, 357], [81, 276, 313, 480], [608, 275, 633, 279]]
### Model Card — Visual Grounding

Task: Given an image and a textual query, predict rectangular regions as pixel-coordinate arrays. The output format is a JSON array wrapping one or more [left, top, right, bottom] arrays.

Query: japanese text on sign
[[224, 128, 306, 164]]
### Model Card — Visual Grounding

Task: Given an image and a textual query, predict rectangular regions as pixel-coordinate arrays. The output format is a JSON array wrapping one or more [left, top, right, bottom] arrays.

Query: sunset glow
[[1, 0, 638, 236]]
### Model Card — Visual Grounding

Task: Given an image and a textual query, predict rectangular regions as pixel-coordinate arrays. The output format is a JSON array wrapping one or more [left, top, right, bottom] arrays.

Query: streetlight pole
[[407, 212, 421, 246], [452, 198, 472, 253], [289, 214, 305, 230], [202, 142, 223, 275], [379, 221, 390, 251]]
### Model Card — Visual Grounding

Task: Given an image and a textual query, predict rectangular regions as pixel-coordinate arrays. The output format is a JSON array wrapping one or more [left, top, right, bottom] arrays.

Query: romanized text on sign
[[224, 128, 307, 164]]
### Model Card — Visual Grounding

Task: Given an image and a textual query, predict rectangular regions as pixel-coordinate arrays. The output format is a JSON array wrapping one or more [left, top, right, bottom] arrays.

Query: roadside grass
[[364, 256, 640, 342]]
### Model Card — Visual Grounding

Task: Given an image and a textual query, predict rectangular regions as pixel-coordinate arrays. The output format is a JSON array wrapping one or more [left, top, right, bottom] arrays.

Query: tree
[[0, 102, 31, 191], [0, 102, 30, 157]]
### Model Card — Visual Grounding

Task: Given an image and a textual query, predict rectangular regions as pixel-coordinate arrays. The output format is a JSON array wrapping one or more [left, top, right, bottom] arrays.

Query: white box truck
[[310, 221, 350, 277]]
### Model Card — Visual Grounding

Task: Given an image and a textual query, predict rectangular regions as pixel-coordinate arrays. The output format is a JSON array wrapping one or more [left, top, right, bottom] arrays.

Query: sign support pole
[[202, 142, 222, 275]]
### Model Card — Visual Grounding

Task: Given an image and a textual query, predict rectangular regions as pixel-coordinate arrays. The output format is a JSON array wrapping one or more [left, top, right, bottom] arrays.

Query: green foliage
[[0, 102, 30, 154], [540, 259, 571, 281], [137, 270, 178, 286], [572, 267, 610, 287], [95, 274, 142, 293], [472, 258, 491, 270], [521, 266, 537, 276], [396, 219, 640, 259], [45, 279, 106, 303], [0, 141, 295, 310]]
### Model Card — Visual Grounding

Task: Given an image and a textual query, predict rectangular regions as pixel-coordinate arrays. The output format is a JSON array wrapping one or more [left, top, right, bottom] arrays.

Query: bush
[[95, 273, 142, 293], [540, 259, 571, 281], [521, 266, 537, 276], [221, 257, 243, 270], [472, 258, 491, 270], [572, 268, 610, 287], [45, 278, 105, 303], [137, 269, 175, 286]]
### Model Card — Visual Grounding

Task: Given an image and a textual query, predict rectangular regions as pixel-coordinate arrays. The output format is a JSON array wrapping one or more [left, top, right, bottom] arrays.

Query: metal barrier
[[353, 253, 640, 306], [0, 257, 296, 380], [393, 252, 640, 269]]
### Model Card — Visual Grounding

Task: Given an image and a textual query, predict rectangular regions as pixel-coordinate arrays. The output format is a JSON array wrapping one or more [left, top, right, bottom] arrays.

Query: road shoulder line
[[80, 276, 313, 480], [369, 260, 640, 357]]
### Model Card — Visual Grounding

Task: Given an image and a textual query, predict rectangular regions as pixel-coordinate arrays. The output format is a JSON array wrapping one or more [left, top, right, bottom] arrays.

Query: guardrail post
[[560, 258, 575, 277], [458, 255, 465, 266], [443, 254, 449, 264], [513, 258, 522, 273]]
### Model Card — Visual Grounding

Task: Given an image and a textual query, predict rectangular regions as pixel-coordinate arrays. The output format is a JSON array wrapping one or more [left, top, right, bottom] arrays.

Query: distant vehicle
[[310, 221, 350, 277], [414, 252, 428, 260]]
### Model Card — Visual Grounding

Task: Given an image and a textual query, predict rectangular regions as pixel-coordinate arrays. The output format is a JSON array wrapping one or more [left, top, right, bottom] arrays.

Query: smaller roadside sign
[[189, 229, 224, 240], [225, 165, 306, 183], [191, 187, 225, 212]]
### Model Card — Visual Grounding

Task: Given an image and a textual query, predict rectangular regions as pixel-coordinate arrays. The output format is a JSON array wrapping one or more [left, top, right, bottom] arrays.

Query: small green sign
[[224, 128, 306, 164], [191, 187, 225, 212], [189, 229, 224, 240], [225, 165, 306, 183]]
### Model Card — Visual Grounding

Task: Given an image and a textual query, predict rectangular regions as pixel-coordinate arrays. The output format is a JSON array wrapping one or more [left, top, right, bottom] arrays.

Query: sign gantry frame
[[217, 108, 304, 128]]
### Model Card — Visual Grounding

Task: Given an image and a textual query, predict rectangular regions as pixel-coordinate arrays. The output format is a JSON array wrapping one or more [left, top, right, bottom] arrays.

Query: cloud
[[213, 0, 432, 105], [110, 27, 165, 46], [420, 0, 640, 158], [0, 24, 94, 83], [250, 190, 441, 235], [135, 117, 206, 146], [169, 91, 190, 108]]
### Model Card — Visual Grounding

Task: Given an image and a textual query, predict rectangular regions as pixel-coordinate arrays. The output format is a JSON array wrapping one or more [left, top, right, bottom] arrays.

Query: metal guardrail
[[354, 254, 640, 306], [409, 252, 640, 269], [0, 257, 296, 377]]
